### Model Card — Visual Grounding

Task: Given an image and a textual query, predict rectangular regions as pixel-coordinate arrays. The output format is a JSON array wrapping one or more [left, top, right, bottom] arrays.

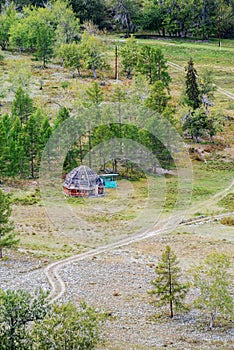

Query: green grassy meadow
[[9, 155, 233, 260], [1, 36, 233, 259]]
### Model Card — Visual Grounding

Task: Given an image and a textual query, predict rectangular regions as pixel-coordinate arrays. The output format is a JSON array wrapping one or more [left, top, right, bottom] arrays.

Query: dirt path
[[168, 61, 234, 101], [45, 180, 234, 303], [113, 39, 234, 101], [44, 51, 234, 303], [45, 223, 173, 302]]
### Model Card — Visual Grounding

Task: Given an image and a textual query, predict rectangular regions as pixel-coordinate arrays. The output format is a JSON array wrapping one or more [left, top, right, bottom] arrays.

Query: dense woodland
[[0, 55, 223, 179], [0, 0, 228, 179], [0, 0, 234, 39]]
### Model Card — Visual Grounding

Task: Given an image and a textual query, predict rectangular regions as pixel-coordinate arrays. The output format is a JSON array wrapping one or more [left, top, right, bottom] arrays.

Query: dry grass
[[220, 216, 234, 226]]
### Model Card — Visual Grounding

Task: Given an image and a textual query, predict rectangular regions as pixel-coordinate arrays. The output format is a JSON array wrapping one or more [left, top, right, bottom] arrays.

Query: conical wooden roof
[[63, 165, 100, 190]]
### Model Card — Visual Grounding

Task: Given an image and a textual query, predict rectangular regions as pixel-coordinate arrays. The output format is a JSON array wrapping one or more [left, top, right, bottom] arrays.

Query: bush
[[220, 216, 234, 226], [11, 189, 40, 205]]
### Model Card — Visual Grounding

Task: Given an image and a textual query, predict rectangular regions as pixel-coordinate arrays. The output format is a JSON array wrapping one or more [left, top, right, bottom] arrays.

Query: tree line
[[0, 34, 174, 179], [0, 88, 52, 179], [0, 4, 225, 180], [0, 0, 234, 40], [0, 43, 223, 180], [0, 84, 170, 179]]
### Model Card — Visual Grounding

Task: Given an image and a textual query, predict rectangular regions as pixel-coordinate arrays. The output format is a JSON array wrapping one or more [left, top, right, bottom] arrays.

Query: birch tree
[[193, 252, 234, 328]]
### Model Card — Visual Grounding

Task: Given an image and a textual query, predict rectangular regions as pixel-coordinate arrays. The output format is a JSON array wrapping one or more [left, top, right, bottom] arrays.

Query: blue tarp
[[100, 174, 118, 188]]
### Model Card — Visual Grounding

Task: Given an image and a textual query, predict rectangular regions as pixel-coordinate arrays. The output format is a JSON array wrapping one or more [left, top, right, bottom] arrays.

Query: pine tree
[[120, 34, 138, 78], [40, 117, 52, 171], [0, 114, 13, 178], [86, 81, 104, 106], [80, 31, 109, 79], [40, 116, 52, 147], [11, 87, 34, 124], [84, 82, 104, 168], [36, 20, 54, 68], [58, 42, 83, 77], [24, 110, 43, 178], [0, 4, 17, 50], [184, 58, 201, 110], [32, 301, 106, 349], [0, 189, 19, 259], [54, 106, 70, 129], [149, 245, 188, 318], [145, 80, 171, 114], [8, 116, 27, 178], [182, 110, 208, 143], [137, 45, 171, 87], [53, 107, 71, 169], [0, 289, 49, 349], [111, 84, 127, 125]]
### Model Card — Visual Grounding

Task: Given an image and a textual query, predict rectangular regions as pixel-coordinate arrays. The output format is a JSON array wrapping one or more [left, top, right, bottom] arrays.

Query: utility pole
[[218, 16, 221, 49], [115, 45, 118, 80], [88, 120, 92, 168]]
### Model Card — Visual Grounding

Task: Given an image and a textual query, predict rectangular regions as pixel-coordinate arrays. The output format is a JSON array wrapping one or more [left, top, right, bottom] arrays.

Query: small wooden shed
[[63, 165, 104, 197]]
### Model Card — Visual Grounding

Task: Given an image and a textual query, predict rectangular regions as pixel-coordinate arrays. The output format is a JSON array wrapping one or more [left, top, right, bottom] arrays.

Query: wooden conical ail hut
[[63, 165, 104, 197]]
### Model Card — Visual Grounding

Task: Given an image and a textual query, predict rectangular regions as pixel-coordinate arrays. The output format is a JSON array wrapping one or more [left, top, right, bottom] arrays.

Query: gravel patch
[[1, 247, 233, 349], [0, 250, 49, 292], [59, 248, 234, 349]]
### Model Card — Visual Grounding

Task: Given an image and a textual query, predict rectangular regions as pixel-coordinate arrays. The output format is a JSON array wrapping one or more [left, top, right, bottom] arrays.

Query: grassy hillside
[[1, 37, 234, 350], [0, 37, 233, 258], [1, 37, 234, 115]]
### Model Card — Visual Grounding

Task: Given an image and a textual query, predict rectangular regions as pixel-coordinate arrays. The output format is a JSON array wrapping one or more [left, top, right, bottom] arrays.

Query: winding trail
[[216, 87, 234, 101], [168, 61, 234, 101], [113, 39, 234, 102], [45, 180, 234, 303], [45, 46, 234, 302]]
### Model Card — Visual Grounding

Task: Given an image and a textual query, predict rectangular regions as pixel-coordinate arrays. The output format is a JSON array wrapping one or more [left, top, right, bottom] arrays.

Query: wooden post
[[218, 16, 221, 48], [115, 45, 118, 80], [88, 121, 92, 168]]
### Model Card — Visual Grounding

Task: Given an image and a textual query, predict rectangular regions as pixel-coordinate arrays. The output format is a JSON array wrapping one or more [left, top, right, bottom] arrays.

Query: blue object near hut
[[100, 174, 118, 188]]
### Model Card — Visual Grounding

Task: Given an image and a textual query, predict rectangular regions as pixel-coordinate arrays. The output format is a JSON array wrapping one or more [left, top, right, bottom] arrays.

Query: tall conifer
[[149, 245, 188, 318], [185, 58, 201, 110]]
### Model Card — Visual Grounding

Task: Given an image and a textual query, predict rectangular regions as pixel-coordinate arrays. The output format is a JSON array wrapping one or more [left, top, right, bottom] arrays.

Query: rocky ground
[[60, 252, 234, 349], [0, 250, 48, 292], [1, 222, 234, 350]]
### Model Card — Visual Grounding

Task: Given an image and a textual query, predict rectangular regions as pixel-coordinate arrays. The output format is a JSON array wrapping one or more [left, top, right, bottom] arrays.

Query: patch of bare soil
[[217, 146, 234, 160]]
